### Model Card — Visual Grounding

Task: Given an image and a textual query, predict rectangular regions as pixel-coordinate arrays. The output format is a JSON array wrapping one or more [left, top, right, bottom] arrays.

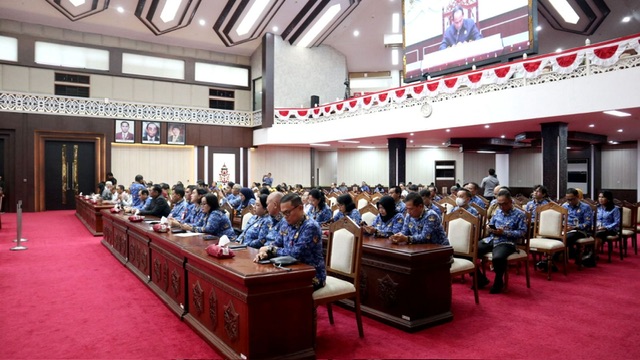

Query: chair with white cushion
[[621, 201, 637, 257], [444, 209, 481, 304], [530, 202, 568, 280], [313, 217, 364, 338], [359, 203, 378, 226], [240, 204, 254, 230]]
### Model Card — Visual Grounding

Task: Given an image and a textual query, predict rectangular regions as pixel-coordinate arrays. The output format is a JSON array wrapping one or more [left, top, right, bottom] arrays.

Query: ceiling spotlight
[[484, 125, 490, 128], [589, 124, 595, 127], [353, 30, 360, 37], [272, 26, 279, 32], [536, 25, 542, 31], [410, 133, 414, 136], [500, 135, 506, 138], [446, 129, 451, 132], [117, 6, 124, 13], [617, 129, 623, 132], [555, 48, 562, 53], [409, 140, 414, 143], [622, 16, 631, 23], [199, 19, 206, 26], [603, 110, 631, 117]]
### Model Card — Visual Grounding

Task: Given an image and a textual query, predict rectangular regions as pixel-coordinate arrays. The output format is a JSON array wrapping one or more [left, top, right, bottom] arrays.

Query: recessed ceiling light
[[603, 110, 631, 117], [589, 124, 595, 127], [555, 48, 562, 53], [477, 150, 496, 154], [422, 145, 439, 148], [357, 145, 376, 149], [622, 16, 631, 23], [160, 0, 181, 23], [298, 4, 342, 47], [310, 143, 330, 147], [353, 30, 360, 37], [272, 26, 279, 32], [536, 25, 542, 31], [117, 6, 124, 13], [410, 133, 414, 136], [609, 141, 619, 144], [409, 140, 414, 143], [391, 49, 399, 66], [484, 125, 490, 128], [445, 129, 451, 132], [548, 0, 580, 24], [617, 129, 624, 132], [442, 142, 446, 145], [69, 0, 86, 6], [338, 140, 360, 144], [500, 135, 506, 138], [199, 19, 206, 26]]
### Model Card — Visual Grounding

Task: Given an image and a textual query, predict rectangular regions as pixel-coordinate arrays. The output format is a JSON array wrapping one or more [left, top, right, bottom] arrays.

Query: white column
[[495, 153, 509, 186]]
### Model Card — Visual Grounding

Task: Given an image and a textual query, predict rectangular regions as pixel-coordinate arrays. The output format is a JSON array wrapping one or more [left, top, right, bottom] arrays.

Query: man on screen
[[439, 5, 482, 50]]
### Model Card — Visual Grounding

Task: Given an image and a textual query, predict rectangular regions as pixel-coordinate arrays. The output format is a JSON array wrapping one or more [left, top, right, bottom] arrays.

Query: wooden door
[[44, 141, 96, 210]]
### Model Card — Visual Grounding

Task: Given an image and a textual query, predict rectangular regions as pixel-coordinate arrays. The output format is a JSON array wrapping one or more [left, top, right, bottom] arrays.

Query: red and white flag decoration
[[274, 35, 640, 121]]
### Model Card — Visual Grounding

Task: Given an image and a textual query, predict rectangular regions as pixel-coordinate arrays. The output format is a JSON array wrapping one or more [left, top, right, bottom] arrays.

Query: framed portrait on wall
[[141, 121, 161, 144], [167, 123, 186, 145], [115, 120, 135, 143]]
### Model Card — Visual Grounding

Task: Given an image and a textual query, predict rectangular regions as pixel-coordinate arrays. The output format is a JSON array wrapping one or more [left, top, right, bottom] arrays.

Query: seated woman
[[181, 194, 236, 240], [333, 193, 362, 224], [236, 187, 256, 213], [363, 195, 404, 237], [306, 189, 332, 224], [236, 194, 273, 248], [596, 190, 621, 244]]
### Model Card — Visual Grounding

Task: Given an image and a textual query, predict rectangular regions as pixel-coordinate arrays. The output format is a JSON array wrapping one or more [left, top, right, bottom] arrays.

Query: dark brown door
[[44, 141, 96, 210]]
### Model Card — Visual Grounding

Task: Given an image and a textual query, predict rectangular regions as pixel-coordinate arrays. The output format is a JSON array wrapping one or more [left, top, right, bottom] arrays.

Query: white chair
[[313, 217, 364, 338], [444, 209, 481, 304], [530, 202, 568, 280], [359, 203, 379, 226]]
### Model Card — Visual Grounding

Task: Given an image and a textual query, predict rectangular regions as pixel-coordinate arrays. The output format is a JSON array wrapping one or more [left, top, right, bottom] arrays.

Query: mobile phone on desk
[[258, 259, 271, 265]]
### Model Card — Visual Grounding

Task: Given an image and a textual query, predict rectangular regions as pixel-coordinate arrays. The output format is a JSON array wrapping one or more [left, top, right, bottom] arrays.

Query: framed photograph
[[167, 123, 186, 145], [141, 121, 161, 144], [115, 120, 135, 143]]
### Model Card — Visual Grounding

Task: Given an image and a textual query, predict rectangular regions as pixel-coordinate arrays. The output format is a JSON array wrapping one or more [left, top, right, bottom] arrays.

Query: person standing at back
[[480, 168, 500, 202]]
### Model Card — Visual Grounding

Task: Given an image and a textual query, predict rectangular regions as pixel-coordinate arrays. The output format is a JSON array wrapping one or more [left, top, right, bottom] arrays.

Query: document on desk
[[173, 232, 201, 237]]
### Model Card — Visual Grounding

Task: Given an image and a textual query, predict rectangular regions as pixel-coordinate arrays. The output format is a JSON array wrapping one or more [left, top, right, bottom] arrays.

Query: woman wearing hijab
[[307, 189, 332, 224], [237, 187, 256, 212], [236, 194, 274, 248], [181, 194, 236, 239], [333, 193, 361, 224], [363, 195, 404, 237], [596, 190, 621, 242]]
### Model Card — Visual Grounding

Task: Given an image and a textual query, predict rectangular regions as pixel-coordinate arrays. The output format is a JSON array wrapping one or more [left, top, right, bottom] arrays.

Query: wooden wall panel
[[463, 152, 496, 185], [601, 143, 638, 190], [316, 150, 337, 187], [337, 148, 388, 186], [248, 146, 311, 186], [509, 148, 543, 189]]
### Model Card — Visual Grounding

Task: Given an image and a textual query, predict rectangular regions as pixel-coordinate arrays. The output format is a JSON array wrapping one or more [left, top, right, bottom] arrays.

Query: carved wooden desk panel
[[101, 213, 128, 265], [75, 196, 113, 236], [183, 246, 316, 360], [354, 237, 453, 332], [126, 225, 151, 283]]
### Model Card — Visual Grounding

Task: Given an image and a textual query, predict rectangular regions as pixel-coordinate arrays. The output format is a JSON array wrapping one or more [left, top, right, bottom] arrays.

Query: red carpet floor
[[1, 210, 640, 359]]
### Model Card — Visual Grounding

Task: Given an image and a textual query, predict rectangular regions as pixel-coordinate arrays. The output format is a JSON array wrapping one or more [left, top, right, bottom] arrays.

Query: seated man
[[114, 185, 131, 207], [452, 188, 479, 217], [464, 182, 486, 209], [439, 5, 482, 50], [419, 189, 442, 218], [525, 185, 550, 223], [476, 189, 527, 294], [254, 193, 326, 291], [168, 186, 191, 220], [125, 189, 151, 213], [389, 186, 407, 214], [390, 192, 449, 245], [138, 184, 171, 218]]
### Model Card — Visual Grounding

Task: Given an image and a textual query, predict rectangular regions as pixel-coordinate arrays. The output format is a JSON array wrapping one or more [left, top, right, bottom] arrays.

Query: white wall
[[406, 148, 463, 185], [316, 150, 337, 186], [509, 148, 543, 188], [273, 36, 346, 108], [336, 148, 388, 186], [111, 144, 195, 188], [463, 152, 496, 185], [248, 146, 311, 186]]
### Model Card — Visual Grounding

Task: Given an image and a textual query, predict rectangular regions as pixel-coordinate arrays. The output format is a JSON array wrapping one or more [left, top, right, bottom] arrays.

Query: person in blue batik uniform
[[389, 186, 406, 214], [363, 195, 404, 237], [236, 187, 256, 212], [360, 181, 371, 193], [452, 188, 479, 217], [306, 189, 332, 224], [236, 194, 275, 249], [476, 189, 527, 294], [255, 193, 326, 291], [332, 194, 362, 224], [595, 190, 621, 254], [390, 192, 449, 246], [525, 185, 551, 222], [464, 182, 487, 209], [419, 189, 443, 218], [168, 186, 190, 219], [181, 194, 236, 240], [129, 174, 146, 208]]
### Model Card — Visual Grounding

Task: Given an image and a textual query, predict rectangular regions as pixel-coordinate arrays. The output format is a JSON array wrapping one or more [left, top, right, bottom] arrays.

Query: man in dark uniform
[[138, 184, 170, 217]]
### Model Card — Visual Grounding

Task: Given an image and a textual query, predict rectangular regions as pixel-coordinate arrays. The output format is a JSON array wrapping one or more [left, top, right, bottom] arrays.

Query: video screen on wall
[[403, 0, 538, 82]]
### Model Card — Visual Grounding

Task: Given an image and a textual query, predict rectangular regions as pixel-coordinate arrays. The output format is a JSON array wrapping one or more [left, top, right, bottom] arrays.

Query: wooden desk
[[100, 211, 316, 359], [75, 195, 113, 236], [347, 236, 453, 332]]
